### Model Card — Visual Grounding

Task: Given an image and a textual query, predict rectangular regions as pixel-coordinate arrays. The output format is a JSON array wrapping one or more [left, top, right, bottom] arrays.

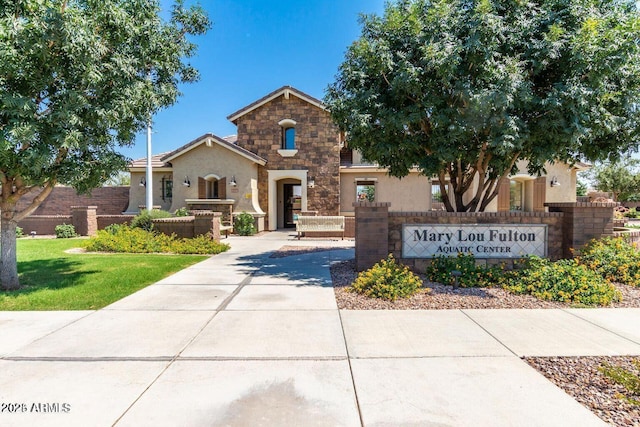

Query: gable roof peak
[[227, 86, 325, 124], [162, 133, 266, 165]]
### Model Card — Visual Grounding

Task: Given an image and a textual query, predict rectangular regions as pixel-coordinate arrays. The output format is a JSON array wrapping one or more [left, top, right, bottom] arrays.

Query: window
[[340, 146, 353, 165], [510, 180, 523, 211], [162, 179, 173, 200], [278, 118, 297, 150], [431, 180, 448, 210], [207, 179, 219, 199], [282, 127, 295, 149], [356, 180, 376, 202]]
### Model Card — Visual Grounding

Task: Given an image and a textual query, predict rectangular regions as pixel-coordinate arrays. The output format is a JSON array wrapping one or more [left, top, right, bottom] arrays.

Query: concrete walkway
[[1, 231, 639, 426]]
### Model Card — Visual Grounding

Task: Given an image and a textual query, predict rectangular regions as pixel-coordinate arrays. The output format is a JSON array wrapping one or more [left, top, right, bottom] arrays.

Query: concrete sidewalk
[[0, 231, 639, 426]]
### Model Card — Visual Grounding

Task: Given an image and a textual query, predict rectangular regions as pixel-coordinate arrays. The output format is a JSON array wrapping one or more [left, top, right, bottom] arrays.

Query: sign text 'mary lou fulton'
[[402, 224, 548, 259]]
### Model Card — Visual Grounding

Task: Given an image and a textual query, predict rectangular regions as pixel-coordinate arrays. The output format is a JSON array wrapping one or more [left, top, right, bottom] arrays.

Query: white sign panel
[[402, 224, 547, 259]]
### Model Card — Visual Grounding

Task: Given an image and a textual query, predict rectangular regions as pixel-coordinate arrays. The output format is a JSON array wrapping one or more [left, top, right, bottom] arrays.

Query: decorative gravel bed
[[525, 356, 640, 426], [330, 259, 640, 310]]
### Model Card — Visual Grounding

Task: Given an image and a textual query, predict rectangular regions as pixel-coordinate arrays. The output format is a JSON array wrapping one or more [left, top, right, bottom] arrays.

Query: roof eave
[[162, 133, 267, 166], [227, 86, 326, 124]]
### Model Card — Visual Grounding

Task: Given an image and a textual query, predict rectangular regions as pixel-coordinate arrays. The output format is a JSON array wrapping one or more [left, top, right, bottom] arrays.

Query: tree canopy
[[325, 0, 640, 212], [590, 157, 640, 201], [0, 0, 210, 290]]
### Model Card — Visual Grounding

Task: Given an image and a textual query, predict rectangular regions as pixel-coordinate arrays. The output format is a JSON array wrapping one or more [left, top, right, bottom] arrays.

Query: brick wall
[[546, 202, 617, 258], [354, 202, 618, 272], [16, 186, 130, 216], [18, 216, 72, 235], [235, 94, 340, 228], [388, 211, 564, 272], [97, 215, 133, 229], [152, 212, 222, 241], [354, 203, 391, 271], [19, 213, 134, 236]]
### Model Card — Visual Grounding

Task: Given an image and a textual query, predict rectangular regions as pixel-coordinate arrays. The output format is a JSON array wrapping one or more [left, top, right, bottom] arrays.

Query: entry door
[[283, 184, 301, 228]]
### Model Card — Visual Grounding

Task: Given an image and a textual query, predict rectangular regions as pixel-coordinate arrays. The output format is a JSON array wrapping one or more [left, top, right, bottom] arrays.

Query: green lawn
[[0, 238, 208, 311]]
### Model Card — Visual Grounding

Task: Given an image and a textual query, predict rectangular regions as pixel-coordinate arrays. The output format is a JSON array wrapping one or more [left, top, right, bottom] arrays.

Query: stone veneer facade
[[234, 93, 340, 229]]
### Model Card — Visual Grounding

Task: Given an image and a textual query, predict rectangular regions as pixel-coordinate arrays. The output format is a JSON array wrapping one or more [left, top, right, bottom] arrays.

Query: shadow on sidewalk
[[234, 248, 354, 287]]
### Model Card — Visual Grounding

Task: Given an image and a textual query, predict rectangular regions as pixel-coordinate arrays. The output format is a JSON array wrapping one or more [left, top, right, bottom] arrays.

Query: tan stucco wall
[[340, 170, 431, 215], [543, 162, 578, 203], [169, 143, 260, 213], [128, 171, 173, 212]]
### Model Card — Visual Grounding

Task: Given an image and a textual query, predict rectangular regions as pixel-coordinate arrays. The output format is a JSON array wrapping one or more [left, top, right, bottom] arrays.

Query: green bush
[[234, 211, 256, 236], [130, 209, 172, 231], [426, 253, 503, 288], [578, 237, 640, 287], [55, 223, 77, 239], [84, 225, 229, 255], [103, 223, 125, 234], [624, 208, 640, 219], [503, 256, 622, 306], [16, 226, 24, 238], [599, 359, 640, 407], [174, 207, 190, 217], [350, 254, 424, 301]]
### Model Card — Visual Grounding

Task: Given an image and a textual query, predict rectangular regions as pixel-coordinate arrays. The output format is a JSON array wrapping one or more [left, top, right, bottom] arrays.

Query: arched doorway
[[267, 170, 309, 230]]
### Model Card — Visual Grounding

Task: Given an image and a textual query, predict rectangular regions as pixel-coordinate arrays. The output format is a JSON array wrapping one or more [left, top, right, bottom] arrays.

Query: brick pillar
[[210, 212, 222, 242], [71, 206, 97, 236], [354, 202, 390, 271], [546, 202, 617, 258], [193, 210, 218, 237]]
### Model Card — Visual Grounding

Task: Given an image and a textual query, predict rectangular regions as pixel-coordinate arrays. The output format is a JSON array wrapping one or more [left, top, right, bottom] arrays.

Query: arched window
[[283, 127, 295, 149], [278, 119, 297, 150]]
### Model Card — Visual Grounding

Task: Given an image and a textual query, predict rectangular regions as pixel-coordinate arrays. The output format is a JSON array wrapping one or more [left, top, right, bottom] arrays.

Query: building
[[128, 86, 584, 231]]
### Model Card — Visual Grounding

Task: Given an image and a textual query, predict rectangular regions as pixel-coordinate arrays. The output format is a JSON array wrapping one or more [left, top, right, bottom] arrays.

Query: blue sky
[[125, 0, 386, 161]]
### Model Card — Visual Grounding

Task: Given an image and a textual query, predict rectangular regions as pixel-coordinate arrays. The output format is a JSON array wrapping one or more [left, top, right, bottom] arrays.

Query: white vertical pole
[[145, 120, 153, 211]]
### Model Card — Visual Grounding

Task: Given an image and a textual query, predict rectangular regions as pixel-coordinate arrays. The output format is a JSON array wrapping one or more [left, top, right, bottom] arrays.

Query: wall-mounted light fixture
[[230, 175, 237, 187], [139, 178, 146, 187], [308, 177, 315, 188], [550, 176, 560, 187], [183, 176, 191, 187]]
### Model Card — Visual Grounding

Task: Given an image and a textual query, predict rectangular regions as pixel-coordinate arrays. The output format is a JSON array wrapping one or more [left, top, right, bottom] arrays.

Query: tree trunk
[[0, 210, 19, 290]]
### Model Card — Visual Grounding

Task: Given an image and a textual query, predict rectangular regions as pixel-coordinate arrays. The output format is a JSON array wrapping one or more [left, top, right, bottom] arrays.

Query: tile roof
[[129, 152, 172, 169], [161, 133, 266, 165]]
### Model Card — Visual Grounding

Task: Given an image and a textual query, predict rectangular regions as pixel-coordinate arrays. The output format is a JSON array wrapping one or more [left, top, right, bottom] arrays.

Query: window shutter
[[218, 177, 227, 199], [497, 178, 510, 212], [533, 176, 546, 212], [198, 177, 206, 199]]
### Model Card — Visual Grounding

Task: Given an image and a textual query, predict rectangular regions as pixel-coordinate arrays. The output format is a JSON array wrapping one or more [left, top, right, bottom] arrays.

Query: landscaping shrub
[[84, 225, 229, 254], [350, 254, 424, 301], [174, 207, 190, 217], [16, 226, 24, 238], [578, 237, 640, 287], [503, 256, 622, 306], [234, 211, 256, 236], [103, 223, 125, 234], [624, 208, 640, 219], [130, 209, 172, 231], [55, 223, 77, 239], [599, 359, 640, 407], [426, 253, 503, 288]]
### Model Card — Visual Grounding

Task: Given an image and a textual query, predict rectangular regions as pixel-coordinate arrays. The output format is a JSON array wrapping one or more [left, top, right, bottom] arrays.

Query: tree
[[590, 157, 640, 201], [325, 0, 640, 212], [0, 0, 211, 290], [104, 171, 131, 187]]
